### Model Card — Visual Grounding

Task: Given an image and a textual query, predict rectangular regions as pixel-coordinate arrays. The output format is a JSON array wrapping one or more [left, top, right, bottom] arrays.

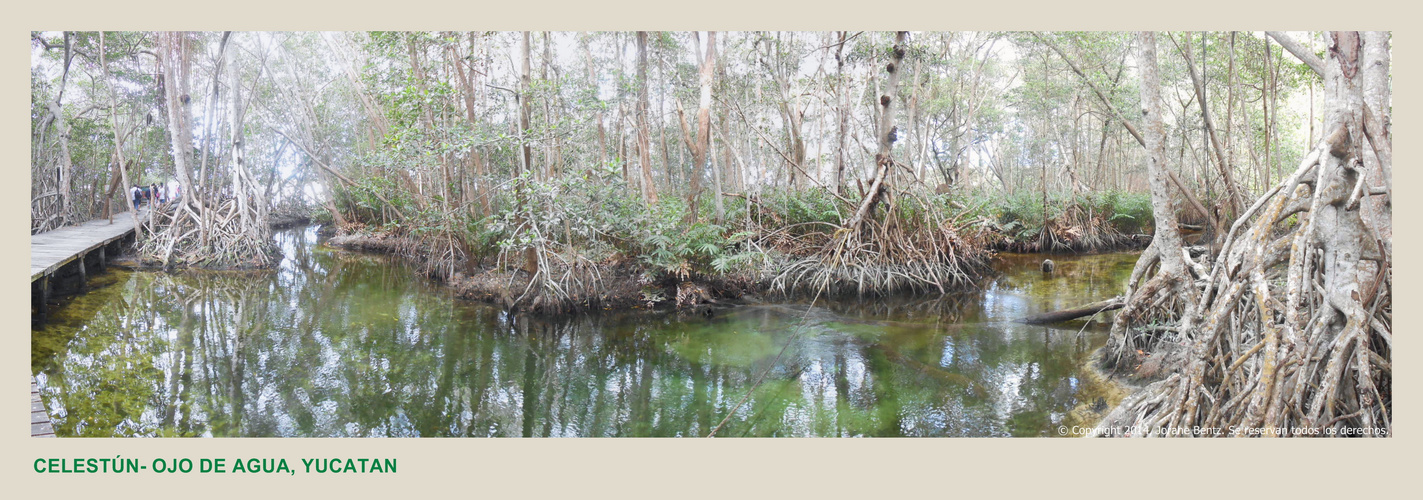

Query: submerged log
[[1017, 296, 1124, 324]]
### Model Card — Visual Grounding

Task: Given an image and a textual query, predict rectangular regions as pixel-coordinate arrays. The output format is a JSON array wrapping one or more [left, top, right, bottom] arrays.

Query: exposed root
[[772, 186, 993, 297], [138, 198, 276, 269], [994, 202, 1143, 253], [1100, 135, 1390, 436]]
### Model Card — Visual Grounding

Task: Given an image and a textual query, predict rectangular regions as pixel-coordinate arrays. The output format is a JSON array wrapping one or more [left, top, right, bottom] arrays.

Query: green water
[[31, 228, 1137, 437]]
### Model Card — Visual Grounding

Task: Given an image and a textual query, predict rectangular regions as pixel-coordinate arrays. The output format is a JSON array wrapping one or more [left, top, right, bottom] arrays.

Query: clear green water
[[32, 228, 1137, 437]]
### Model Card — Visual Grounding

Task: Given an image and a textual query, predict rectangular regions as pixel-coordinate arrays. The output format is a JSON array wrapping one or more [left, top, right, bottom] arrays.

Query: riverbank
[[979, 190, 1157, 253], [324, 231, 760, 313], [103, 211, 314, 272], [312, 177, 1172, 314], [318, 207, 1155, 317]]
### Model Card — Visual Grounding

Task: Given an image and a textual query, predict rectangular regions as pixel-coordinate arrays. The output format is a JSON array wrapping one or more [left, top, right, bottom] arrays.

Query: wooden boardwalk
[[31, 211, 144, 437], [31, 211, 141, 282], [32, 377, 55, 437]]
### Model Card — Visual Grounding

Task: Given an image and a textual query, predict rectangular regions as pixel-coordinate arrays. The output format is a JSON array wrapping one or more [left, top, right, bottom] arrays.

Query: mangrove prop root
[[1099, 140, 1390, 437], [138, 197, 275, 269], [770, 183, 994, 297]]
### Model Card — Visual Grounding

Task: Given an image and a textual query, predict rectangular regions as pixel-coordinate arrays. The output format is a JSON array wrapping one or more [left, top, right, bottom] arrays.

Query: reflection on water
[[32, 229, 1136, 437]]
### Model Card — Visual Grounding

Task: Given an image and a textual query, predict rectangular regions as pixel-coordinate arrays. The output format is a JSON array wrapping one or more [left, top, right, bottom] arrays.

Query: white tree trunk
[[1136, 32, 1186, 280]]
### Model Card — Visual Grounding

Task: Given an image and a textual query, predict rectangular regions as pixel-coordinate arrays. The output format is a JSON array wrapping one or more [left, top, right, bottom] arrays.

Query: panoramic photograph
[[29, 30, 1390, 438]]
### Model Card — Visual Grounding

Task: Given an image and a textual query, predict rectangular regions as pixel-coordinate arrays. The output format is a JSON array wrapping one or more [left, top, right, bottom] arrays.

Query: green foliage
[[636, 216, 723, 280], [977, 189, 1152, 251], [311, 207, 334, 225], [599, 195, 760, 281], [1091, 190, 1153, 235], [758, 187, 845, 233]]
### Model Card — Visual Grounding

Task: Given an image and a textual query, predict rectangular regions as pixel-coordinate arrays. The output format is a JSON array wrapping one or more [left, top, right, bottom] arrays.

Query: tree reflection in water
[[33, 229, 1134, 437]]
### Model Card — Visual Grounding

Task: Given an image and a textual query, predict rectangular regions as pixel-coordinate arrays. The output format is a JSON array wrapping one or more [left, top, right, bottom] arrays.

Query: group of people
[[130, 183, 179, 209]]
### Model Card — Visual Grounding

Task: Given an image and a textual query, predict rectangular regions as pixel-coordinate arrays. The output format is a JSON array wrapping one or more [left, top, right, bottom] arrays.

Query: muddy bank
[[324, 231, 761, 314]]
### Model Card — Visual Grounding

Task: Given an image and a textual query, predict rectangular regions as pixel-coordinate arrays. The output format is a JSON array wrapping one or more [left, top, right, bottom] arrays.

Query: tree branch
[[1034, 32, 1146, 148], [1265, 31, 1325, 78]]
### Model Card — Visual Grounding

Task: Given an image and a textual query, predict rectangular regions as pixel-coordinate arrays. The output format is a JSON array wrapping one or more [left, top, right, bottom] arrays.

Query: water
[[31, 228, 1138, 437]]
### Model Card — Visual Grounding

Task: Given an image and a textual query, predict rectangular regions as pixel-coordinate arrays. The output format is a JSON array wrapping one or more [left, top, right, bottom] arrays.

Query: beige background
[[5, 2, 1414, 498]]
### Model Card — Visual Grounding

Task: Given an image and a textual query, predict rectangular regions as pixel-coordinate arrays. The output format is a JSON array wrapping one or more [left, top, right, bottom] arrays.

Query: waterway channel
[[32, 227, 1137, 437]]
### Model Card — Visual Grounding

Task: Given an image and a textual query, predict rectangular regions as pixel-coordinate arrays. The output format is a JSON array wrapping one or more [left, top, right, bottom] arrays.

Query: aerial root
[[772, 186, 992, 297], [138, 198, 275, 269], [1099, 142, 1390, 436]]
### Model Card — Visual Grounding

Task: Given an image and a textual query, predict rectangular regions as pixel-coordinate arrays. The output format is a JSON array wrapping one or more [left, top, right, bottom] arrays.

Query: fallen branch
[[1017, 296, 1125, 324]]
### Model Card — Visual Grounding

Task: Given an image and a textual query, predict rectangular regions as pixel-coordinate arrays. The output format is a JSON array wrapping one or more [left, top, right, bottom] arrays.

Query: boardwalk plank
[[32, 377, 57, 437], [32, 422, 56, 437], [31, 210, 142, 282]]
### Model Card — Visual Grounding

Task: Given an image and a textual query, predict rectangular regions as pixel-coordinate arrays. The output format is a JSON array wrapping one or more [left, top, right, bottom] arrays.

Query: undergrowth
[[977, 190, 1154, 252], [324, 167, 1160, 310]]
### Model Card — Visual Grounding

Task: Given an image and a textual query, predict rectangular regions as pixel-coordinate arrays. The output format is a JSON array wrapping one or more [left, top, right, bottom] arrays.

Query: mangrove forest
[[30, 31, 1390, 437]]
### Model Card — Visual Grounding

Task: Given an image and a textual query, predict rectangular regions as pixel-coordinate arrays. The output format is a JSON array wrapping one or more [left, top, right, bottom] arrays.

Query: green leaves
[[634, 218, 726, 280], [696, 242, 722, 257]]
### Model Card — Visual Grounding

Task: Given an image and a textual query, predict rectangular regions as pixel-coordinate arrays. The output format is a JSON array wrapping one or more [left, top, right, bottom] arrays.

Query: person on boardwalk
[[130, 184, 142, 209]]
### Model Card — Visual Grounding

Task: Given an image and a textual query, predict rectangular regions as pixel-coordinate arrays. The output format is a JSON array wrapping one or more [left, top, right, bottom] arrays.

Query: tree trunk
[[99, 32, 136, 227], [196, 32, 233, 204], [676, 31, 717, 222], [582, 33, 608, 177], [458, 32, 488, 217], [519, 32, 534, 178], [1226, 32, 1237, 192], [519, 31, 538, 276], [696, 32, 716, 218], [635, 31, 658, 204], [710, 117, 726, 223], [1264, 36, 1273, 191], [834, 31, 849, 195], [843, 31, 907, 232], [1099, 31, 1391, 437], [49, 32, 76, 226], [228, 33, 252, 238], [1137, 32, 1186, 281], [1018, 296, 1125, 324], [1178, 32, 1245, 218], [1360, 32, 1391, 256], [1106, 32, 1191, 352], [160, 31, 196, 206]]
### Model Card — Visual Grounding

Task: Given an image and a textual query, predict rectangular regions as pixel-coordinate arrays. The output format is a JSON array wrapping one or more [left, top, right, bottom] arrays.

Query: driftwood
[[1017, 296, 1125, 324]]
